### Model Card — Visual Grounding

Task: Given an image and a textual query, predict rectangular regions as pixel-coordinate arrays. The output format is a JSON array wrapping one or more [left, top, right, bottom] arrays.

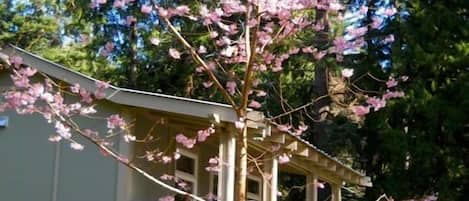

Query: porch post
[[305, 173, 318, 201], [331, 183, 342, 201], [262, 155, 278, 201], [218, 129, 236, 201]]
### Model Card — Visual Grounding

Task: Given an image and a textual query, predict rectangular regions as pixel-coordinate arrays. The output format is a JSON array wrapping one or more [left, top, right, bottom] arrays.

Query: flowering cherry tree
[[0, 0, 406, 200]]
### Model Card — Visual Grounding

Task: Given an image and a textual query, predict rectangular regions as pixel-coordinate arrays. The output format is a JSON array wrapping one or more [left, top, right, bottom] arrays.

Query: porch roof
[[0, 45, 371, 187]]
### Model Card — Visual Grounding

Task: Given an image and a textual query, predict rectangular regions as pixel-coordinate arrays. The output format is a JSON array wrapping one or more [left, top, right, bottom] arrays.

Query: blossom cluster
[[175, 126, 215, 149], [0, 55, 129, 151], [352, 76, 407, 117]]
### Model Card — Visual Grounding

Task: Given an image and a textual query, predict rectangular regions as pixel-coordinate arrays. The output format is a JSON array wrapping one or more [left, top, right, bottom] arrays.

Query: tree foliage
[[330, 0, 469, 200]]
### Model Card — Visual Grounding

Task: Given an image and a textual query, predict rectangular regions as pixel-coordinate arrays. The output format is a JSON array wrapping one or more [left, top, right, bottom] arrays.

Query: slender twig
[[163, 18, 237, 111]]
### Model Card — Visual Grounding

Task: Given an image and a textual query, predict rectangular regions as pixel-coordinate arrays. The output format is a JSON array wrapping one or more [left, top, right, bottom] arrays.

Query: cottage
[[0, 45, 371, 201]]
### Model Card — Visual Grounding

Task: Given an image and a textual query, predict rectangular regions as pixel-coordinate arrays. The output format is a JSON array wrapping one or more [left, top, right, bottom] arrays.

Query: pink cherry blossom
[[220, 46, 237, 57], [150, 37, 160, 46], [384, 34, 395, 43], [316, 181, 325, 189], [175, 134, 196, 149], [48, 135, 62, 142], [197, 129, 212, 142], [329, 2, 344, 11], [10, 56, 23, 68], [70, 83, 80, 94], [158, 7, 169, 18], [126, 16, 137, 26], [235, 118, 245, 129], [161, 156, 172, 164], [370, 16, 383, 29], [79, 89, 93, 103], [28, 84, 44, 98], [174, 5, 190, 16], [160, 174, 174, 181], [331, 37, 348, 54], [205, 156, 220, 172], [366, 97, 386, 111], [158, 195, 175, 201], [123, 134, 136, 142], [169, 48, 181, 59], [313, 51, 327, 60], [256, 90, 267, 97], [352, 105, 370, 116], [386, 77, 398, 88], [198, 45, 207, 54], [248, 100, 262, 109], [277, 124, 291, 132], [298, 124, 308, 132], [383, 7, 397, 16], [359, 6, 369, 15], [206, 192, 217, 201], [11, 74, 30, 88], [20, 67, 37, 77], [145, 151, 155, 161], [226, 81, 236, 95], [70, 142, 84, 151], [278, 153, 290, 164], [209, 31, 219, 38], [55, 121, 71, 139], [107, 114, 125, 129], [401, 75, 409, 82], [203, 81, 213, 88], [341, 68, 354, 78], [383, 90, 405, 99], [113, 0, 125, 8], [302, 46, 314, 53], [141, 5, 152, 14], [173, 152, 181, 160], [41, 92, 54, 103]]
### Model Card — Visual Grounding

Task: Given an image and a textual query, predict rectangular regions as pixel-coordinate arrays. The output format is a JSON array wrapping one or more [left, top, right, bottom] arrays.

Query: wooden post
[[331, 183, 342, 201], [262, 154, 278, 201], [218, 129, 236, 201], [306, 174, 318, 201]]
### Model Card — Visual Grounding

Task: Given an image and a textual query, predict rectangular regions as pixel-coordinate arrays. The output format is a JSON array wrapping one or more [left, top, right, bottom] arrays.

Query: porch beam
[[266, 133, 286, 144]]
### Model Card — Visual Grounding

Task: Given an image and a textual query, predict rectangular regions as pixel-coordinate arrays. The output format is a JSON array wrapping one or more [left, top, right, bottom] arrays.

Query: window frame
[[247, 175, 262, 201], [175, 148, 198, 195], [209, 172, 218, 197]]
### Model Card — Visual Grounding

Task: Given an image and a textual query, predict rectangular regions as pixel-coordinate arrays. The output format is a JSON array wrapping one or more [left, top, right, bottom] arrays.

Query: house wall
[[0, 73, 119, 201], [129, 110, 220, 200], [129, 111, 174, 201]]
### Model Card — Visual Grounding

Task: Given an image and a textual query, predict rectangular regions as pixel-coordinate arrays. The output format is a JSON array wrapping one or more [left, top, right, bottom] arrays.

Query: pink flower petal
[[169, 48, 181, 59]]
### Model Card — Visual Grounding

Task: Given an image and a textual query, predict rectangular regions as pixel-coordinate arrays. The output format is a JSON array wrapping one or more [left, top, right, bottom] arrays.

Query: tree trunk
[[312, 7, 331, 149], [235, 124, 248, 200], [127, 22, 138, 88]]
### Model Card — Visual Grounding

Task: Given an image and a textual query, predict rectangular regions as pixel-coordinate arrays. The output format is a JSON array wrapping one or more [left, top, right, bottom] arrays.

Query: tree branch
[[163, 18, 238, 110]]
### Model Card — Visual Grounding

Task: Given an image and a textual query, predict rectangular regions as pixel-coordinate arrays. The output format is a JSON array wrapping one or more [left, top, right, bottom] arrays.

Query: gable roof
[[0, 45, 371, 187]]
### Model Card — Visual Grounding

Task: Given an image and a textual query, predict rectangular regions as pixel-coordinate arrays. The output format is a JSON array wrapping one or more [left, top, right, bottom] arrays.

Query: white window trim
[[247, 175, 262, 201], [209, 172, 218, 196], [175, 148, 198, 195]]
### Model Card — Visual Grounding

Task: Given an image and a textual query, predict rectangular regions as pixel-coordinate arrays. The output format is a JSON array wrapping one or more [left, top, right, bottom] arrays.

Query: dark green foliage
[[331, 0, 469, 200]]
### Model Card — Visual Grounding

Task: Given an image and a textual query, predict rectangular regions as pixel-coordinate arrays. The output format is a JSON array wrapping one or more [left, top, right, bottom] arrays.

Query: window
[[247, 176, 262, 201], [210, 173, 262, 201], [175, 149, 198, 201]]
